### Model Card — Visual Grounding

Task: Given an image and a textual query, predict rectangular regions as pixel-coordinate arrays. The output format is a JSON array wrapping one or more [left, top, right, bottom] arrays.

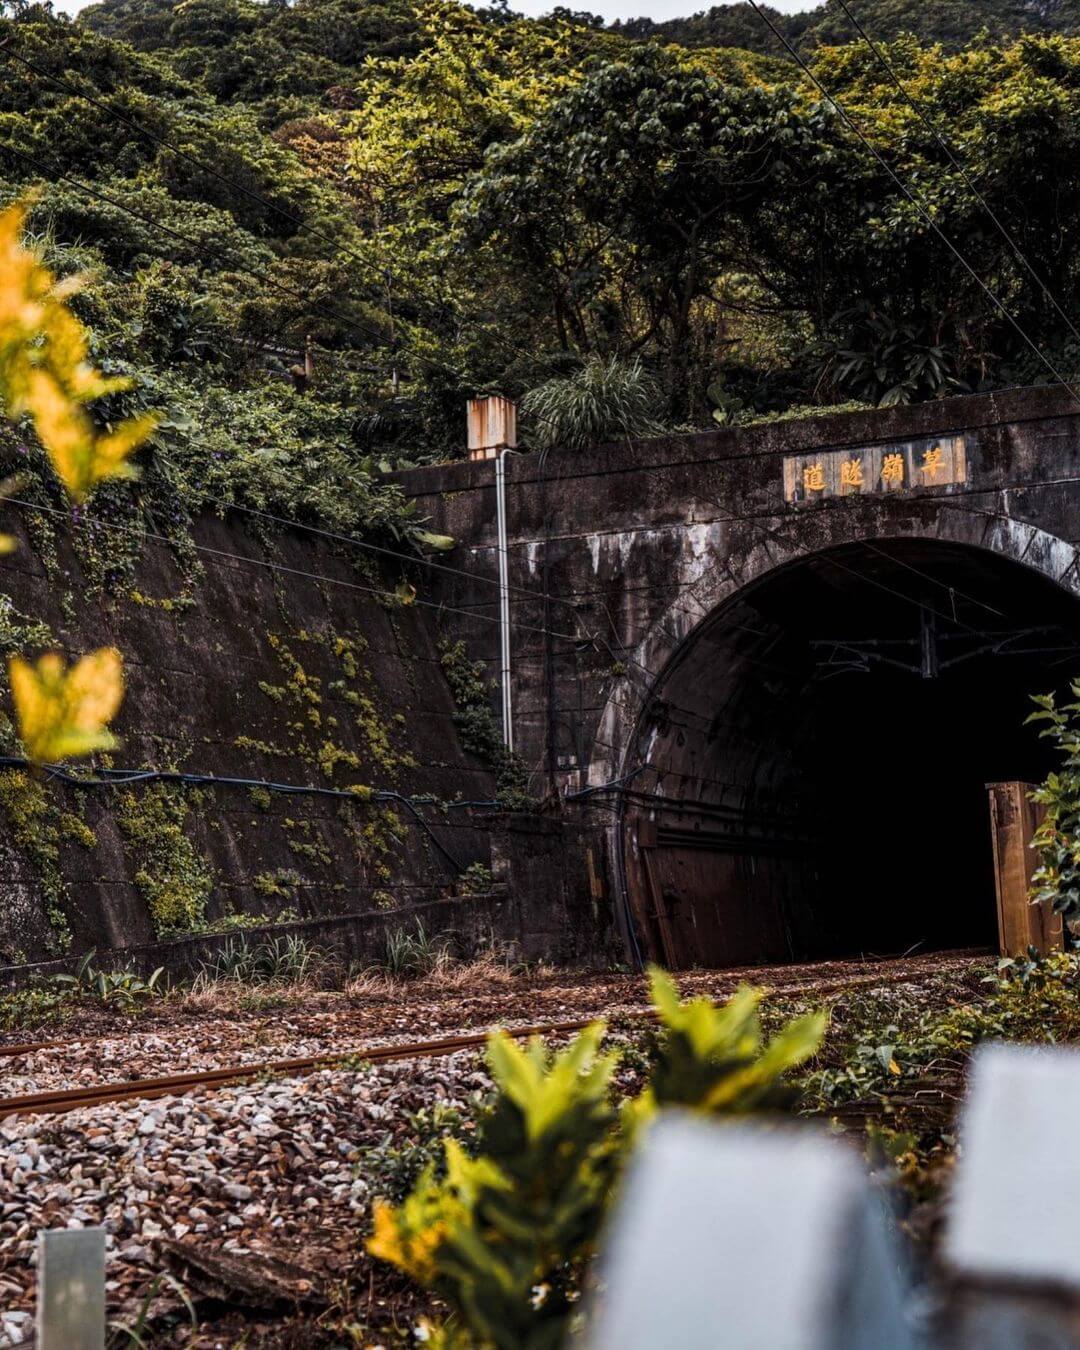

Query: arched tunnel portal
[[620, 538, 1080, 969]]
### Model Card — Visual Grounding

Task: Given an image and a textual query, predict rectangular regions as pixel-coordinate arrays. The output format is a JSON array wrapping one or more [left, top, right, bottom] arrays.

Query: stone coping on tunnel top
[[389, 382, 1076, 499], [0, 891, 513, 991]]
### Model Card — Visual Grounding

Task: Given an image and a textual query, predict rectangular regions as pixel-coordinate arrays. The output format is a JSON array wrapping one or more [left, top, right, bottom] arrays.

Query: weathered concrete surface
[[395, 384, 1080, 966], [399, 385, 1080, 787], [0, 892, 517, 989], [0, 813, 615, 984], [5, 384, 1080, 971], [0, 511, 498, 964]]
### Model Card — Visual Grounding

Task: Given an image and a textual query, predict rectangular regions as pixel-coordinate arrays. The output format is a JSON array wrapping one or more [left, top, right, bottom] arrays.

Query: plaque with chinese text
[[782, 434, 968, 505]]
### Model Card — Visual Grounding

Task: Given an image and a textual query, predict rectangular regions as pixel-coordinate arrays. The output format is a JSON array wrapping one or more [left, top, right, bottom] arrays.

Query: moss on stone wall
[[256, 627, 416, 785], [0, 770, 71, 951], [117, 784, 214, 935], [438, 638, 529, 805]]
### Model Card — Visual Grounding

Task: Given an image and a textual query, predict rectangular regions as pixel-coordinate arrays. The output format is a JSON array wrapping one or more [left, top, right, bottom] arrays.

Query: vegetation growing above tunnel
[[0, 0, 1079, 472]]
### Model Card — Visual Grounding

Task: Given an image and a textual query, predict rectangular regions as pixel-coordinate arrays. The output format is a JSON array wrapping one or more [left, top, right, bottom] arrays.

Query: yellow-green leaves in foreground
[[0, 200, 157, 502], [0, 198, 154, 761], [368, 976, 826, 1348], [10, 649, 124, 763], [646, 968, 827, 1113]]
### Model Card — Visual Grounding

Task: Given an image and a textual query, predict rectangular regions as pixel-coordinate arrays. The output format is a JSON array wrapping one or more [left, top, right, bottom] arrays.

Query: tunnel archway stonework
[[402, 385, 1080, 968], [590, 509, 1080, 787], [597, 513, 1080, 968]]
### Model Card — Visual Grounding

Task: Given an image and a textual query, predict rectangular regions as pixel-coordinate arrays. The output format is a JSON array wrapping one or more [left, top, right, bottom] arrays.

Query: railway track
[[0, 959, 983, 1119]]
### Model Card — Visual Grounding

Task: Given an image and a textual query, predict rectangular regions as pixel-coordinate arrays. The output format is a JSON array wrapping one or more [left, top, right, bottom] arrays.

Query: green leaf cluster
[[1027, 684, 1080, 921], [368, 971, 825, 1348]]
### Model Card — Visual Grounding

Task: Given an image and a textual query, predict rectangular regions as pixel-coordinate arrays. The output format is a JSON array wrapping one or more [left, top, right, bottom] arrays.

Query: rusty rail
[[0, 959, 985, 1120]]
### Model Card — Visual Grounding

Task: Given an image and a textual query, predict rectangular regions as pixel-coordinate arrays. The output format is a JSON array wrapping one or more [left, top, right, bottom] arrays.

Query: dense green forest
[[0, 0, 1079, 561], [618, 1, 1080, 55]]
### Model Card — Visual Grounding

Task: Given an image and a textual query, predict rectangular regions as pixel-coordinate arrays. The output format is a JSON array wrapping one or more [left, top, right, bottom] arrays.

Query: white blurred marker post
[[588, 1114, 917, 1350], [37, 1228, 105, 1350], [946, 1043, 1080, 1347]]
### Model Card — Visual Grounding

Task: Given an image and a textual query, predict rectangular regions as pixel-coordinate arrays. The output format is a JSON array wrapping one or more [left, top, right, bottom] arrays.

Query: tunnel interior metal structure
[[621, 540, 1080, 969]]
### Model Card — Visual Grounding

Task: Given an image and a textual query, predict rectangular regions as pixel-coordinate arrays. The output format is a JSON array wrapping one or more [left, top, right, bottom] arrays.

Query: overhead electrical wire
[[831, 0, 1080, 352], [192, 491, 585, 612], [744, 0, 1080, 410], [4, 32, 1076, 705], [4, 754, 474, 871], [0, 494, 588, 642]]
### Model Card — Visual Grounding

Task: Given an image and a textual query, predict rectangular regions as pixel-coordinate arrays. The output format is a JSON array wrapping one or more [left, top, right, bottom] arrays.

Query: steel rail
[[0, 947, 986, 1063], [0, 958, 986, 1119]]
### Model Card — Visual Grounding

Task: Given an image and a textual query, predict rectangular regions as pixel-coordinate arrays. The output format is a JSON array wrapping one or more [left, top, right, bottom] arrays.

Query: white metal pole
[[496, 448, 514, 752]]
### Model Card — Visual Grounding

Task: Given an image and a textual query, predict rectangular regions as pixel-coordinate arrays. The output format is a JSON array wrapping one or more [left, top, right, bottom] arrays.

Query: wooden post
[[987, 781, 1063, 957]]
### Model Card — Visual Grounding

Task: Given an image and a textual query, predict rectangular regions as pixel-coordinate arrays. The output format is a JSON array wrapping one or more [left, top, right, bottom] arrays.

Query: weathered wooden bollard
[[36, 1228, 105, 1350], [588, 1114, 918, 1350], [944, 1043, 1080, 1348]]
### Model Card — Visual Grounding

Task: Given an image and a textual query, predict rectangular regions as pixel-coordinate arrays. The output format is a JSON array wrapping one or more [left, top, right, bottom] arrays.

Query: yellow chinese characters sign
[[782, 435, 968, 505]]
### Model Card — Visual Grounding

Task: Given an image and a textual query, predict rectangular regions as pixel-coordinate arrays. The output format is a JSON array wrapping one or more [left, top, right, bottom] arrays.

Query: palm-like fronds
[[520, 357, 663, 453]]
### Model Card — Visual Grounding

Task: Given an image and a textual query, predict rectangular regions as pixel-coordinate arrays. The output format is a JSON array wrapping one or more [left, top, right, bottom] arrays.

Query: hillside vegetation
[[619, 0, 1080, 55], [0, 0, 1078, 527]]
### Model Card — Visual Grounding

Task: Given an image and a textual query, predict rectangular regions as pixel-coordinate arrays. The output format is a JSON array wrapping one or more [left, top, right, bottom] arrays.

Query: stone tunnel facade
[[400, 384, 1080, 968], [5, 384, 1080, 975]]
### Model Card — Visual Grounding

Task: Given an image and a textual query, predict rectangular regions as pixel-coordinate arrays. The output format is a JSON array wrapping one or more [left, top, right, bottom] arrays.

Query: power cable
[[858, 538, 1004, 619], [831, 0, 1080, 351], [0, 756, 501, 873], [744, 0, 1080, 409], [0, 494, 588, 642], [193, 491, 585, 613]]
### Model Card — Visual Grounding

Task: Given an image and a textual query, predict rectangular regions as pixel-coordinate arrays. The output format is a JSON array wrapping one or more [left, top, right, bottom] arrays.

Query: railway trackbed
[[0, 960, 982, 1119]]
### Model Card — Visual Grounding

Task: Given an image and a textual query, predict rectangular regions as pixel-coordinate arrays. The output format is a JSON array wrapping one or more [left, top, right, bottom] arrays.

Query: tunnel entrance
[[622, 539, 1080, 969]]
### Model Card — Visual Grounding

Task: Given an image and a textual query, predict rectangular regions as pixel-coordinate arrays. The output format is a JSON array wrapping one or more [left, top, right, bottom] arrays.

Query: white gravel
[[0, 1052, 491, 1344]]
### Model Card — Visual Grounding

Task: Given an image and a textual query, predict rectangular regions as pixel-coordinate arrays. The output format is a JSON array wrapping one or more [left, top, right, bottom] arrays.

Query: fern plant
[[367, 971, 825, 1348]]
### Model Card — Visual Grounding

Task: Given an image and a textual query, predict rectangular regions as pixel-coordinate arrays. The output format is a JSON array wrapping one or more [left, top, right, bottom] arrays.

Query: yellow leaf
[[0, 200, 155, 504], [0, 534, 17, 555], [10, 647, 124, 764]]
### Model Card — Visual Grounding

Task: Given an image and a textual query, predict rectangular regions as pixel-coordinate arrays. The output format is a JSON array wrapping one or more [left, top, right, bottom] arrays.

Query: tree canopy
[[0, 0, 1075, 494]]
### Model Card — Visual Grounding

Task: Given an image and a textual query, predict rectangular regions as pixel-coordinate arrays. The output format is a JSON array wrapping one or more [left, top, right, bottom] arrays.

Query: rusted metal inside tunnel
[[622, 539, 1080, 970]]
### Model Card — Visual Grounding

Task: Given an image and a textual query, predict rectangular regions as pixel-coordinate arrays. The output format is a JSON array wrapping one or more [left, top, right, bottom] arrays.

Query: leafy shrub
[[52, 948, 166, 1009], [458, 861, 493, 895], [0, 983, 77, 1032], [807, 950, 1080, 1113], [367, 970, 825, 1347], [520, 357, 662, 454], [1028, 684, 1080, 922], [358, 1101, 478, 1205], [645, 970, 826, 1113], [438, 639, 529, 806], [817, 302, 964, 407]]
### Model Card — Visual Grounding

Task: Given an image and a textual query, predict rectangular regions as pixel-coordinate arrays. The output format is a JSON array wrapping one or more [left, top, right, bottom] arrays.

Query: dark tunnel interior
[[623, 539, 1080, 969]]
